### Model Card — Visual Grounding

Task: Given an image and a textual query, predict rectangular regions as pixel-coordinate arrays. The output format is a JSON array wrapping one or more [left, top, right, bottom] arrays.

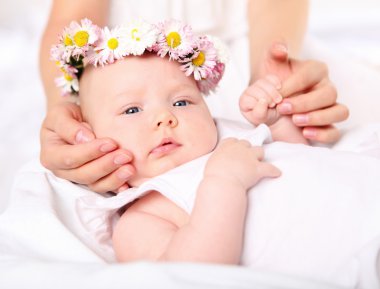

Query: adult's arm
[[247, 0, 349, 143], [39, 0, 135, 193], [248, 0, 308, 79], [40, 0, 110, 109]]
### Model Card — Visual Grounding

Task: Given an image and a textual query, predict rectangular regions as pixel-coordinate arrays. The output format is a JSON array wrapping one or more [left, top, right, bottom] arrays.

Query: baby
[[52, 20, 380, 274], [52, 18, 305, 263], [79, 51, 296, 263]]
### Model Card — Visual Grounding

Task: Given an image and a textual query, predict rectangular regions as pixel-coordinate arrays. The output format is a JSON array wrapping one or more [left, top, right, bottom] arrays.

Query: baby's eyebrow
[[169, 83, 199, 94], [114, 88, 143, 99]]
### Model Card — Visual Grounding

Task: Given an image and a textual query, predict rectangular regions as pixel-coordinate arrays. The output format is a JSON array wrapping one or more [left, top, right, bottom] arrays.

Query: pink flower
[[197, 62, 225, 95]]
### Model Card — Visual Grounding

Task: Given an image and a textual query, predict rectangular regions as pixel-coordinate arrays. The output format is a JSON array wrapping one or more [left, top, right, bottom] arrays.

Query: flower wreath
[[51, 19, 228, 96]]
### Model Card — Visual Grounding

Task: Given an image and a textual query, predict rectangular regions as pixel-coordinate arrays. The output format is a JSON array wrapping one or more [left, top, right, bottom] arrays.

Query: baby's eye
[[124, 107, 141, 114], [173, 100, 190, 107]]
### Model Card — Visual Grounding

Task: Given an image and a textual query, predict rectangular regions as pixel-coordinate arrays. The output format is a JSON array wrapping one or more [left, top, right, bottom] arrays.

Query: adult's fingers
[[44, 102, 95, 145], [292, 104, 349, 127], [278, 81, 337, 115], [87, 164, 136, 193], [53, 148, 133, 185], [41, 135, 120, 170], [279, 60, 328, 98], [302, 125, 341, 143]]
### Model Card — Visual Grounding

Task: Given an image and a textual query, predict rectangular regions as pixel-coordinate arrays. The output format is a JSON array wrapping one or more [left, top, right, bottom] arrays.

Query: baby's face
[[80, 55, 218, 186]]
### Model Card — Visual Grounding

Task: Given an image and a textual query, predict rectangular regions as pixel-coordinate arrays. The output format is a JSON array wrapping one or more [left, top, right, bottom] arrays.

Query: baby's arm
[[113, 138, 280, 264], [239, 75, 309, 144]]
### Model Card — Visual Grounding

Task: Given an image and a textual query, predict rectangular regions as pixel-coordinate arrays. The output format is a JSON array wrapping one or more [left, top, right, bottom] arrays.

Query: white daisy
[[55, 72, 79, 96], [121, 20, 158, 56], [180, 36, 217, 81], [206, 35, 229, 64], [156, 20, 195, 60], [87, 26, 127, 66], [52, 25, 78, 62], [68, 18, 100, 59]]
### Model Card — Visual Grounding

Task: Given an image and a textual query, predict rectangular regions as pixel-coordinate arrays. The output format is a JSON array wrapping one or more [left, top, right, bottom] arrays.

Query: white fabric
[[1, 119, 380, 288]]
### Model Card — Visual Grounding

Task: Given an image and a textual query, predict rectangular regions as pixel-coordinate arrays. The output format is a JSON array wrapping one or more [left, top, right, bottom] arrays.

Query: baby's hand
[[239, 75, 283, 126], [205, 138, 281, 191]]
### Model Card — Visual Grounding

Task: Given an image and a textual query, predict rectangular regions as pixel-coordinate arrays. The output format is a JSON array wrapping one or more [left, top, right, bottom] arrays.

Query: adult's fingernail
[[278, 102, 292, 114], [293, 114, 309, 125], [303, 129, 317, 139], [100, 142, 117, 153], [114, 154, 131, 165], [118, 184, 129, 193], [117, 169, 132, 180], [275, 43, 288, 53], [75, 130, 94, 144]]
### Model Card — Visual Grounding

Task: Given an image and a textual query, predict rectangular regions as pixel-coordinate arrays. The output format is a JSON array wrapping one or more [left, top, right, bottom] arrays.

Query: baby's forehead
[[81, 56, 200, 100], [93, 56, 196, 84]]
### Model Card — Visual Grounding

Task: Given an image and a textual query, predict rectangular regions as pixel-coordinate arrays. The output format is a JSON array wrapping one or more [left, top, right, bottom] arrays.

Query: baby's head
[[51, 19, 227, 186], [79, 54, 218, 186]]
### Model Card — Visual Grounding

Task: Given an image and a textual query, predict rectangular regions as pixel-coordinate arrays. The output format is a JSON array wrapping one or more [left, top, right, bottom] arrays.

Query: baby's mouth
[[150, 138, 181, 156]]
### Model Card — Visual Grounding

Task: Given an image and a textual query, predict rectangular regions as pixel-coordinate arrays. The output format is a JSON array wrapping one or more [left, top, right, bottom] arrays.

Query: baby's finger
[[254, 78, 282, 107], [259, 162, 282, 178], [251, 98, 270, 123], [88, 165, 136, 194], [239, 91, 258, 112], [251, 146, 264, 161]]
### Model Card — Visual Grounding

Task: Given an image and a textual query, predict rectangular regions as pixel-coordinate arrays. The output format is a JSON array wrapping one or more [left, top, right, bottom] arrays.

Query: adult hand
[[257, 42, 349, 143], [40, 102, 135, 193]]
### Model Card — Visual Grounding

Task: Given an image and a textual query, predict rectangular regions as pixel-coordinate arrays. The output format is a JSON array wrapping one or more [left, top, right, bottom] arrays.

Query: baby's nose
[[156, 112, 178, 128]]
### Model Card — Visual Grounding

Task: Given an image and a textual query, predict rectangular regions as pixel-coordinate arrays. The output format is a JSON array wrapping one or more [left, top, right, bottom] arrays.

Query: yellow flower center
[[166, 32, 181, 48], [64, 35, 73, 46], [192, 52, 205, 67], [64, 73, 73, 81], [131, 28, 140, 41], [73, 30, 89, 47], [107, 38, 119, 50]]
